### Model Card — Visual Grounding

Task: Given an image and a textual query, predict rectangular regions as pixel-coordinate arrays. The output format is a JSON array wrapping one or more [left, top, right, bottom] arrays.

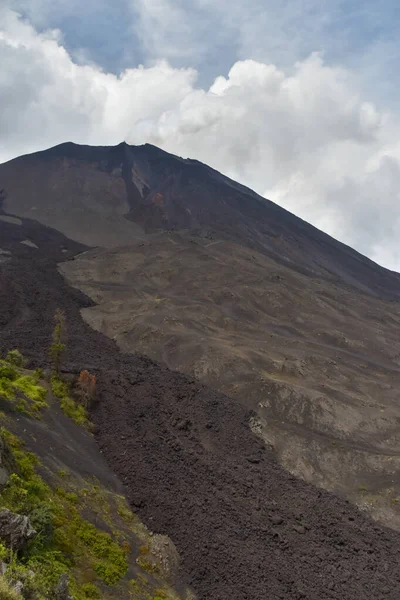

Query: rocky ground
[[2, 215, 400, 598], [61, 231, 400, 529], [5, 141, 400, 531]]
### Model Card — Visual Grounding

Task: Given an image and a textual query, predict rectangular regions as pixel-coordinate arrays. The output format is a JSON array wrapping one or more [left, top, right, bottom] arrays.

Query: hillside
[[60, 231, 400, 528], [2, 143, 400, 598], [0, 219, 191, 599]]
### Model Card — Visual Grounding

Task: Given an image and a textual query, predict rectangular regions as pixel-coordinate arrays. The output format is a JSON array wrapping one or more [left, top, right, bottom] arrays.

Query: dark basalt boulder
[[0, 509, 36, 552]]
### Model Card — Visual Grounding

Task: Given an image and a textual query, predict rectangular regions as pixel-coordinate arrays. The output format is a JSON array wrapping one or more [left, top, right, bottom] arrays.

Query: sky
[[1, 1, 400, 270]]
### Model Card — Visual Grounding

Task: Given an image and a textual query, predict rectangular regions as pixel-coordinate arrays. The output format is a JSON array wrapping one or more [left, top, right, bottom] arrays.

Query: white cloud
[[132, 0, 204, 61], [128, 0, 400, 106], [0, 9, 196, 154], [1, 9, 400, 271]]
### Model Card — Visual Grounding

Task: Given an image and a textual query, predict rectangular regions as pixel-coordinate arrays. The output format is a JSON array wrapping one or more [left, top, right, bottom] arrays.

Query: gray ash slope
[[1, 214, 400, 599], [1, 141, 400, 299]]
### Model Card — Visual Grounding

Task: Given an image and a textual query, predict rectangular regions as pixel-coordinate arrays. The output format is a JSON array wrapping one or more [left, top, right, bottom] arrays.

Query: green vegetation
[[0, 575, 20, 600], [128, 578, 179, 600], [59, 396, 88, 427], [50, 376, 90, 428], [4, 350, 25, 368], [80, 583, 102, 598], [0, 429, 187, 599], [49, 309, 66, 374], [116, 498, 134, 523], [137, 545, 158, 576], [0, 343, 188, 600], [0, 355, 48, 418], [0, 428, 127, 599]]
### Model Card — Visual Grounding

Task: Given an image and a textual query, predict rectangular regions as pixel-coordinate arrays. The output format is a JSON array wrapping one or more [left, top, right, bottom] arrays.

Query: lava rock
[[55, 574, 74, 600], [293, 524, 306, 535], [0, 509, 36, 551], [270, 515, 284, 525]]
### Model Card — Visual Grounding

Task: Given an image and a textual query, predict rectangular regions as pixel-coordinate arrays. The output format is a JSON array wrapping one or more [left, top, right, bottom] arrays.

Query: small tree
[[75, 370, 96, 408], [49, 309, 66, 374]]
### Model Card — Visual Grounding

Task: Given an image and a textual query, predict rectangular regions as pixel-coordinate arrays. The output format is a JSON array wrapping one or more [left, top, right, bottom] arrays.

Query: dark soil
[[2, 217, 400, 599]]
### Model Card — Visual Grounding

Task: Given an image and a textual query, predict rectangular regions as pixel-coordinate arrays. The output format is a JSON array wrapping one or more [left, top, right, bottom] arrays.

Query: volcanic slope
[[3, 142, 400, 530], [1, 141, 400, 297], [0, 220, 193, 600], [61, 231, 400, 529], [2, 215, 400, 599]]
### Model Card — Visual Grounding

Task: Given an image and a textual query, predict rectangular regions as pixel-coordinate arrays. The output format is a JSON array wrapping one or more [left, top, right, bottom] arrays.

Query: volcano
[[1, 142, 400, 599]]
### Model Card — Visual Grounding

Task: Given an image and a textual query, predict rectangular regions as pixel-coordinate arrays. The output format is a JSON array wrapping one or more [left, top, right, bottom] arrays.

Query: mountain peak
[[1, 142, 399, 297]]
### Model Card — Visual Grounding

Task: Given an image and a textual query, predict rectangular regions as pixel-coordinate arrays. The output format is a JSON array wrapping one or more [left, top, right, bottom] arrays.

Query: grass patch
[[0, 359, 48, 418], [80, 582, 102, 598], [59, 396, 88, 427], [116, 497, 135, 523]]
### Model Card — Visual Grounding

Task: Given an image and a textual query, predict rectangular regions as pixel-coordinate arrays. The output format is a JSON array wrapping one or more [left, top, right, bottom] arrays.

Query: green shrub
[[0, 428, 128, 596], [33, 368, 44, 382], [25, 551, 69, 595], [50, 376, 69, 399], [0, 363, 17, 381], [73, 518, 127, 584], [13, 375, 48, 409], [0, 365, 48, 417], [0, 544, 6, 562], [29, 504, 54, 548], [0, 575, 20, 600], [0, 362, 17, 401], [4, 552, 41, 598], [0, 378, 15, 401], [59, 397, 88, 427], [51, 376, 90, 428], [116, 498, 134, 523], [5, 350, 25, 368], [94, 561, 124, 586], [81, 583, 101, 599], [49, 309, 66, 374]]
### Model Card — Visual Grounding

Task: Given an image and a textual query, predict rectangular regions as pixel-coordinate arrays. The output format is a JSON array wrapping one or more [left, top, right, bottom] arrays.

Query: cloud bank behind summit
[[2, 7, 400, 270]]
